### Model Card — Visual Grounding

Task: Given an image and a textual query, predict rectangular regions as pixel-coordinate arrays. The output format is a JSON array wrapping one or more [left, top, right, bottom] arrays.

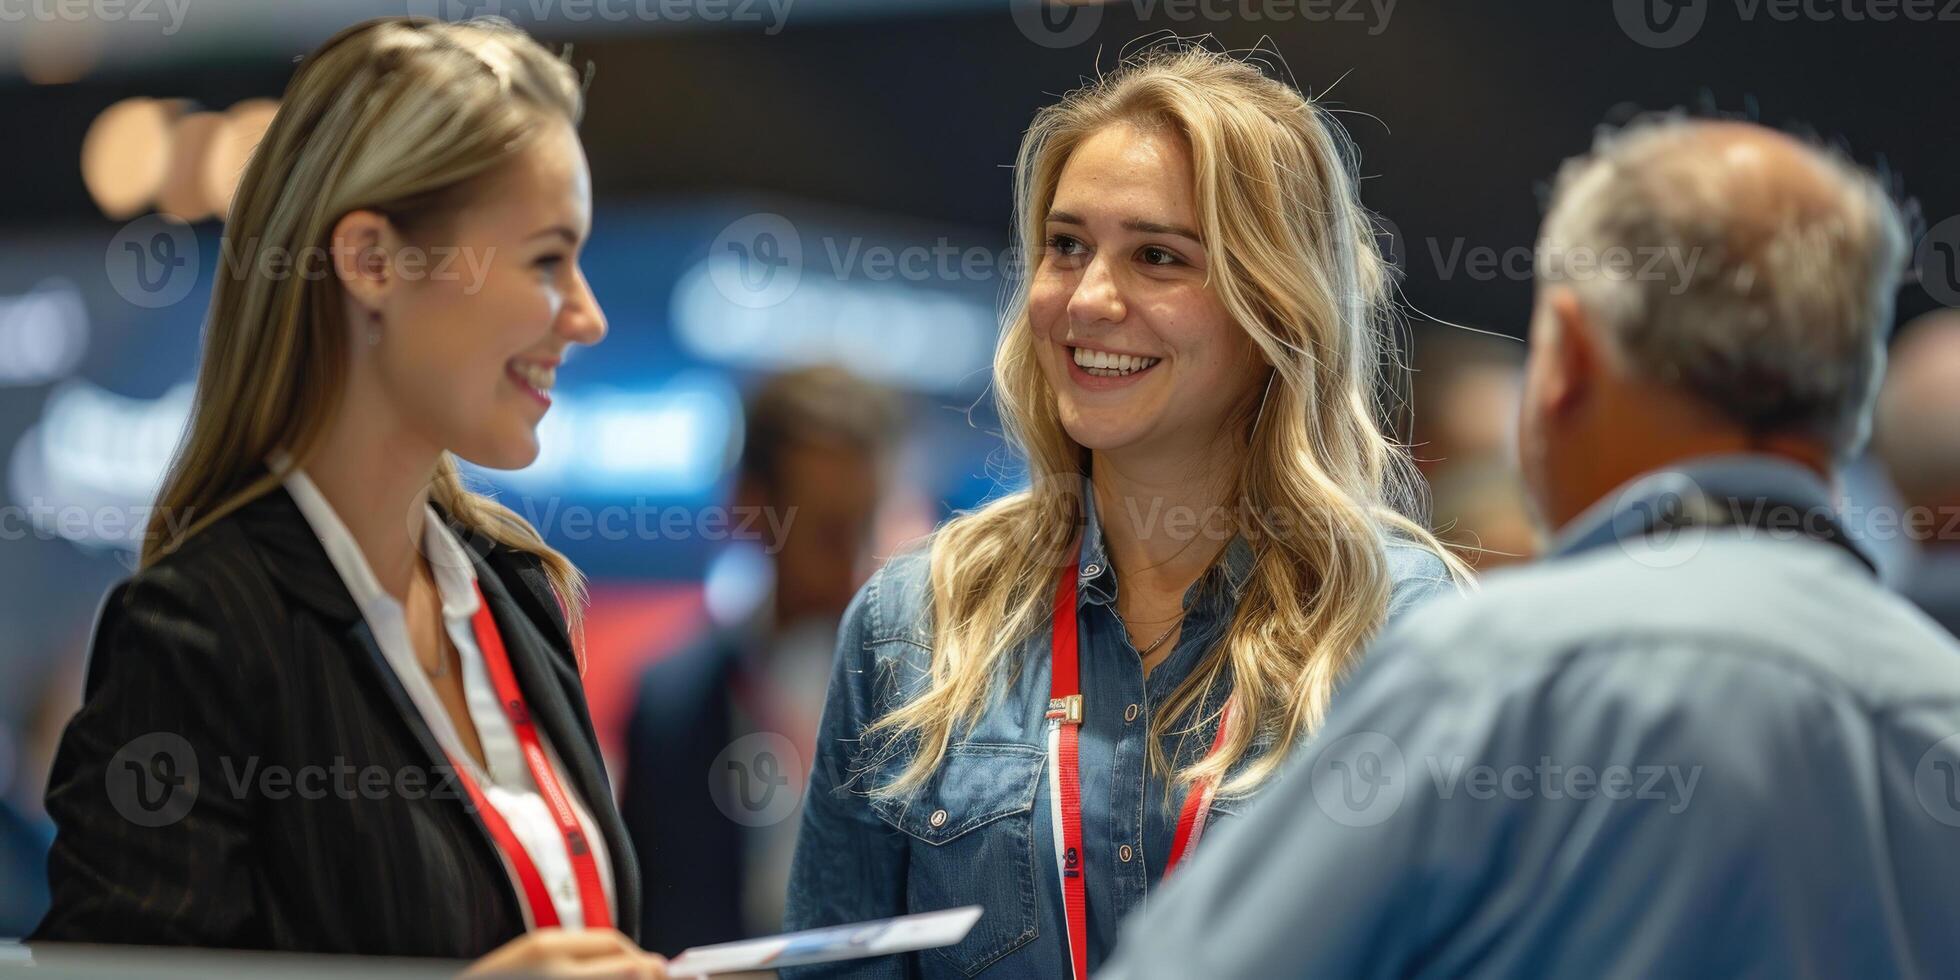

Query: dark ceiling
[[5, 1, 1954, 338]]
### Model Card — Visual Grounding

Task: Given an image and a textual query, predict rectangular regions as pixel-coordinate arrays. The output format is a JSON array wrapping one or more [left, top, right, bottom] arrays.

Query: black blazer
[[620, 628, 746, 955], [29, 485, 641, 957]]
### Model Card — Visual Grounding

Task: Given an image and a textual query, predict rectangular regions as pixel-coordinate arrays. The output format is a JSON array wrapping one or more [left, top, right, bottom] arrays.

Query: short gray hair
[[1536, 115, 1908, 458]]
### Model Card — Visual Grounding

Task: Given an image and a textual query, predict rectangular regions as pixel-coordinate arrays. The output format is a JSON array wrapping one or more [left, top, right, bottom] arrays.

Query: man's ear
[[329, 209, 400, 318], [1540, 287, 1603, 417]]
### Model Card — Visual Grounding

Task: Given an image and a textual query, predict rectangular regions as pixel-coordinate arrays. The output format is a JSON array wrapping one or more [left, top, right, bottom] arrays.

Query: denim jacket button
[[1124, 703, 1140, 723], [929, 808, 949, 829], [1119, 844, 1134, 863], [1082, 562, 1103, 578]]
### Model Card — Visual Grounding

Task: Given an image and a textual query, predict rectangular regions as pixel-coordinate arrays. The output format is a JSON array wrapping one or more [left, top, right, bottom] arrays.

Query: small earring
[[366, 311, 382, 346]]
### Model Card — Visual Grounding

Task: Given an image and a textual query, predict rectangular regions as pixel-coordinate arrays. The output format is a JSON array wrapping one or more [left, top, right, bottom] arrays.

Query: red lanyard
[[1046, 563, 1233, 980], [446, 582, 612, 931]]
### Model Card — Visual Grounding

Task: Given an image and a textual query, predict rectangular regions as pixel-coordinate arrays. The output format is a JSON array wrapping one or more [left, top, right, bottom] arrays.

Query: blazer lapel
[[470, 549, 642, 939], [240, 485, 640, 938], [343, 619, 471, 792]]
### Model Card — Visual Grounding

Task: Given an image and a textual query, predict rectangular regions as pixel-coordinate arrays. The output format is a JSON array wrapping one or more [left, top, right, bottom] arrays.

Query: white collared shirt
[[281, 465, 616, 929]]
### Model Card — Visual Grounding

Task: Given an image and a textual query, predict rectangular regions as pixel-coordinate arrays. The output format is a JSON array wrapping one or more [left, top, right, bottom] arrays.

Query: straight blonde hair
[[864, 44, 1468, 800], [142, 17, 592, 634]]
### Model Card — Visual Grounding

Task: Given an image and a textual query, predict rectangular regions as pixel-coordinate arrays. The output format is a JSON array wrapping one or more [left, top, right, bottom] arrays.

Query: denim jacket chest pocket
[[866, 742, 1044, 976]]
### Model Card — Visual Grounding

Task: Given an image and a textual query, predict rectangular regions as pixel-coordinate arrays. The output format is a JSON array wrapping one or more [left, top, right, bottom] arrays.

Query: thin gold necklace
[[1131, 613, 1187, 658]]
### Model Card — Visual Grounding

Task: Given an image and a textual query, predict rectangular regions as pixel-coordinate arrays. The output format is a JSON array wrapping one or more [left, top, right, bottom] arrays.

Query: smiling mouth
[[506, 359, 557, 407], [1070, 346, 1162, 378]]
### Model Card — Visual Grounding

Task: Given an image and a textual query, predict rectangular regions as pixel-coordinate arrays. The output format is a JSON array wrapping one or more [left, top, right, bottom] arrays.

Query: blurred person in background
[[1104, 117, 1960, 977], [1408, 330, 1527, 481], [1427, 458, 1537, 571], [31, 17, 665, 977], [1412, 330, 1537, 569], [785, 44, 1465, 980], [1874, 309, 1960, 637], [622, 365, 902, 955]]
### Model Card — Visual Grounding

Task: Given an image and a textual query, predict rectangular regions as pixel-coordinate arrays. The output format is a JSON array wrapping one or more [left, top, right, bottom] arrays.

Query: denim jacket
[[783, 494, 1457, 978]]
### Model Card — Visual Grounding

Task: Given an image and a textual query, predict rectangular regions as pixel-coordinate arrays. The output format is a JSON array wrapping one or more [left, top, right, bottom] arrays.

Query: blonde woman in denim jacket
[[785, 44, 1467, 979]]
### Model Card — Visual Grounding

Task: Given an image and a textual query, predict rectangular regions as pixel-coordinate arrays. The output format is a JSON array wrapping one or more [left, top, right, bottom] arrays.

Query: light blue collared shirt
[[1103, 454, 1960, 978]]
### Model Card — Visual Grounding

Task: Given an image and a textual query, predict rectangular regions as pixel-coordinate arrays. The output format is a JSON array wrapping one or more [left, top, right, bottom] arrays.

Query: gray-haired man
[[1102, 119, 1960, 977]]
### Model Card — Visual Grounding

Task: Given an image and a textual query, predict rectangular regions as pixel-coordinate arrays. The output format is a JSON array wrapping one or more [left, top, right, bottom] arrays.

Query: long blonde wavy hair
[[142, 17, 591, 633], [865, 44, 1468, 800]]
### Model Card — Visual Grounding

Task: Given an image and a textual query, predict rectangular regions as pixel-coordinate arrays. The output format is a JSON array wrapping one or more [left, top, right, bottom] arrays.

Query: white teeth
[[1071, 347, 1160, 377], [512, 361, 555, 391]]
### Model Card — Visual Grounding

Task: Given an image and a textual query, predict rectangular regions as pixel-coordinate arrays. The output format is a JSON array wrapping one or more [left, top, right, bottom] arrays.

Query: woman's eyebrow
[[1045, 210, 1202, 245], [527, 224, 581, 245], [1124, 218, 1202, 244]]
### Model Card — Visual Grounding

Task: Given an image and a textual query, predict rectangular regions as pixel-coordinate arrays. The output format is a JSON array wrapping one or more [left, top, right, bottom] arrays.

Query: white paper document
[[666, 906, 984, 977]]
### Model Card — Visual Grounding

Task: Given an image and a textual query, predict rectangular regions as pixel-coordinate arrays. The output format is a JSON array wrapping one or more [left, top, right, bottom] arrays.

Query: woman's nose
[[1066, 255, 1126, 326], [557, 266, 607, 346]]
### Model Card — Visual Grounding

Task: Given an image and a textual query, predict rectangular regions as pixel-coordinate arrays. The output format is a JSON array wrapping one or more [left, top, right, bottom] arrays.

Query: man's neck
[[1553, 383, 1836, 534], [302, 396, 441, 601], [1591, 441, 1834, 513]]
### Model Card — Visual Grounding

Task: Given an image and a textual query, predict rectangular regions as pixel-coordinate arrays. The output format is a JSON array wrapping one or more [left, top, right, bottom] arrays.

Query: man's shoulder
[[1372, 535, 1960, 711]]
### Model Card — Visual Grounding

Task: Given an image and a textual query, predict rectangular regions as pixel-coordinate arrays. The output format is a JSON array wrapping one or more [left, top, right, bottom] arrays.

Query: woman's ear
[[329, 209, 401, 320]]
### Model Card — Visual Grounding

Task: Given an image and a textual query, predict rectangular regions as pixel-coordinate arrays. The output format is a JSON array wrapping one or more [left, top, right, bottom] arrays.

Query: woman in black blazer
[[33, 17, 664, 978]]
